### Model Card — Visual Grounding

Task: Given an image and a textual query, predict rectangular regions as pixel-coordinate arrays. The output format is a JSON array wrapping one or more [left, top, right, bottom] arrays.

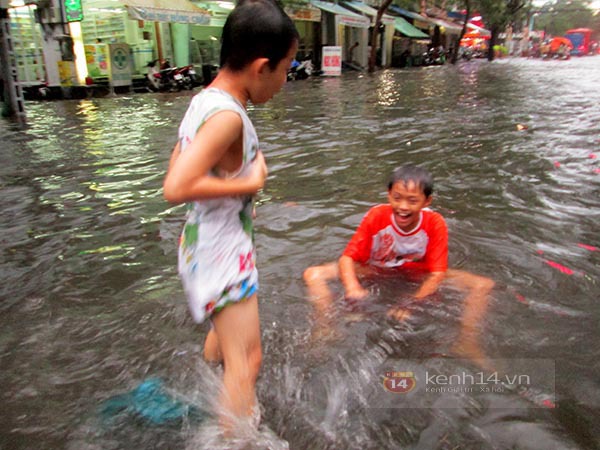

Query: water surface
[[1, 56, 599, 449]]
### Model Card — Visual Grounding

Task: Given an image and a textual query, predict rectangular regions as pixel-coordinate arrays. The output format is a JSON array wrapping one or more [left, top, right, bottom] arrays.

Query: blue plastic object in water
[[100, 378, 203, 425]]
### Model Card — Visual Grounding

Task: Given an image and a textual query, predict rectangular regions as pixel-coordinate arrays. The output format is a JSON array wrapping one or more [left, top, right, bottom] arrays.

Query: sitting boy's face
[[388, 180, 432, 232]]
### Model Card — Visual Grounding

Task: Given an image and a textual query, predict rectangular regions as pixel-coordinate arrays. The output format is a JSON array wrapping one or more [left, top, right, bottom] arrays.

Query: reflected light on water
[[376, 70, 400, 106]]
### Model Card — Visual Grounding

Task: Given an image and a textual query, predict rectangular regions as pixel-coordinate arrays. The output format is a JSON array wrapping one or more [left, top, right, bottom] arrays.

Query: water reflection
[[1, 57, 600, 449], [375, 70, 400, 106]]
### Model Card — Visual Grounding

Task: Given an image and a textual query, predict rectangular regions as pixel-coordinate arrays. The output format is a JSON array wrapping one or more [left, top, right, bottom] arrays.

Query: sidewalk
[[22, 76, 158, 101]]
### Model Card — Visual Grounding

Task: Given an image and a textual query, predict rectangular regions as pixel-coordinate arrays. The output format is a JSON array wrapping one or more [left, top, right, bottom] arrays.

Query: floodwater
[[1, 56, 599, 449]]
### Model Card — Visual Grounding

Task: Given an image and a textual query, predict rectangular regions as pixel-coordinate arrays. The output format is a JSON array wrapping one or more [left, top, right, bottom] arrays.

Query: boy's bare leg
[[211, 294, 262, 429], [303, 262, 342, 341], [303, 262, 339, 316], [204, 328, 222, 364], [446, 269, 495, 370]]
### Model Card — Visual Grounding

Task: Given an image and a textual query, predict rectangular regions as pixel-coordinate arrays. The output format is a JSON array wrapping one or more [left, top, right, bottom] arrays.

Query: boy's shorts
[[188, 276, 258, 323]]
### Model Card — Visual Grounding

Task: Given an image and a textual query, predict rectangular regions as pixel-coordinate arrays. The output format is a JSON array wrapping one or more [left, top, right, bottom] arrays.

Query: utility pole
[[0, 1, 26, 121]]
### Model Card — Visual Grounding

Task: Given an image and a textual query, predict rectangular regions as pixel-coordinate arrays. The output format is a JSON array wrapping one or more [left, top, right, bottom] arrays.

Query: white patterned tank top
[[176, 88, 259, 323]]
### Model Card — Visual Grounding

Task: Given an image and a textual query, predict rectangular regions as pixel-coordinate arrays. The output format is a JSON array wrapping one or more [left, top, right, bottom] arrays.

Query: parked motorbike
[[552, 44, 571, 60], [459, 47, 473, 61], [422, 47, 446, 66], [172, 64, 197, 90], [287, 57, 313, 81], [147, 59, 176, 92], [147, 60, 198, 92]]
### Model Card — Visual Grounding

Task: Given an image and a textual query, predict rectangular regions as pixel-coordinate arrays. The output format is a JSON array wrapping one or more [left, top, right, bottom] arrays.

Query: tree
[[476, 0, 529, 61], [532, 0, 598, 36], [448, 0, 472, 64], [368, 0, 394, 72]]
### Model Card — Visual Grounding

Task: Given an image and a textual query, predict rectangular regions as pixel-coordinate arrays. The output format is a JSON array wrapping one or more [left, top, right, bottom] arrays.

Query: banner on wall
[[123, 0, 210, 25], [57, 61, 76, 86], [108, 43, 132, 87], [321, 46, 342, 76], [285, 5, 321, 22], [84, 44, 109, 78]]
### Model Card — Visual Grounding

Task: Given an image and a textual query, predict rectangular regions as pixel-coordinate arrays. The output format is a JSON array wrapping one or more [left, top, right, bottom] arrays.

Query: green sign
[[112, 47, 128, 70], [64, 0, 84, 22]]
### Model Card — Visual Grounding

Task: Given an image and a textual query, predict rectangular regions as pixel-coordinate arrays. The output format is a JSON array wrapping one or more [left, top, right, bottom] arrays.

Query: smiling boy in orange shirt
[[304, 165, 495, 366]]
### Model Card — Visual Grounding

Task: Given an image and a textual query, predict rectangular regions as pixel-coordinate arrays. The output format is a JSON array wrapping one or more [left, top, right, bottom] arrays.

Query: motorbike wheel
[[183, 77, 193, 90], [146, 79, 159, 92]]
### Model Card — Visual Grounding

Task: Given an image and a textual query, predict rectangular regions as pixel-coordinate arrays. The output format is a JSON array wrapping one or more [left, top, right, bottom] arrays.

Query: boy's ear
[[424, 195, 433, 207], [250, 57, 271, 76]]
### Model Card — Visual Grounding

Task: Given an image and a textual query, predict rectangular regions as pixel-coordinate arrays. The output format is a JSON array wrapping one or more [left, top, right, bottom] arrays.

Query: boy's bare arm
[[413, 271, 446, 299], [163, 111, 267, 204], [339, 255, 369, 300], [387, 270, 446, 321], [167, 140, 181, 174]]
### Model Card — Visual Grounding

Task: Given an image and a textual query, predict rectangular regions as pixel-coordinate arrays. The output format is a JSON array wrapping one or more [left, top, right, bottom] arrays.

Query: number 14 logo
[[383, 371, 416, 394]]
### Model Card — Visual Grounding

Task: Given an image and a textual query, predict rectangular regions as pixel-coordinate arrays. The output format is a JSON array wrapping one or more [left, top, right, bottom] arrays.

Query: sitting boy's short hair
[[220, 0, 299, 71], [388, 165, 434, 197]]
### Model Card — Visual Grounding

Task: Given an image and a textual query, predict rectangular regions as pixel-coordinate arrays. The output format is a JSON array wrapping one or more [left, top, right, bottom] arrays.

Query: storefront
[[7, 1, 45, 86], [8, 0, 419, 93], [81, 1, 129, 79], [391, 16, 430, 67], [286, 4, 321, 62], [189, 1, 232, 68], [81, 0, 211, 79], [343, 1, 395, 67], [427, 16, 462, 50], [310, 0, 370, 69], [388, 6, 463, 52]]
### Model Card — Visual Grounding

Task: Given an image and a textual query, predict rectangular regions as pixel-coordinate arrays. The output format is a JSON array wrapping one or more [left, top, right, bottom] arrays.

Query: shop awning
[[310, 0, 370, 28], [285, 4, 322, 22], [195, 2, 233, 27], [467, 22, 491, 37], [389, 6, 464, 34], [388, 5, 434, 29], [123, 0, 211, 25], [343, 1, 395, 25], [394, 17, 430, 39], [426, 17, 463, 34]]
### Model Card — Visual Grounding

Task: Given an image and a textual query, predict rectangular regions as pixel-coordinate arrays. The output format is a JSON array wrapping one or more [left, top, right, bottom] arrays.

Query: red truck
[[564, 28, 595, 56]]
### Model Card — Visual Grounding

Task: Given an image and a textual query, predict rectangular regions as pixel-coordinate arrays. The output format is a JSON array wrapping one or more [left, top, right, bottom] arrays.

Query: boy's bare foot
[[387, 307, 412, 321], [310, 320, 342, 344]]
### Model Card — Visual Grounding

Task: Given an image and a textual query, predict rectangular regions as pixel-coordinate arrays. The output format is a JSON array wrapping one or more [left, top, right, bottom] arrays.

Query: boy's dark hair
[[388, 165, 434, 197], [220, 0, 299, 71]]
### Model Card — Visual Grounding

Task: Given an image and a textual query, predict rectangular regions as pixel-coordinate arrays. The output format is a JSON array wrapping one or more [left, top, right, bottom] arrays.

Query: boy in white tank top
[[163, 0, 299, 432]]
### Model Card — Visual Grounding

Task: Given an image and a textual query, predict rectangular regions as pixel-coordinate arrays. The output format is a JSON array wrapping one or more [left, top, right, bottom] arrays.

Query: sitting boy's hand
[[345, 286, 369, 301]]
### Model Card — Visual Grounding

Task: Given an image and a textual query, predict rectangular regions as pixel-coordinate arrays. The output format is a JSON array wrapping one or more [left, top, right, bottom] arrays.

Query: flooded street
[[1, 56, 599, 449]]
